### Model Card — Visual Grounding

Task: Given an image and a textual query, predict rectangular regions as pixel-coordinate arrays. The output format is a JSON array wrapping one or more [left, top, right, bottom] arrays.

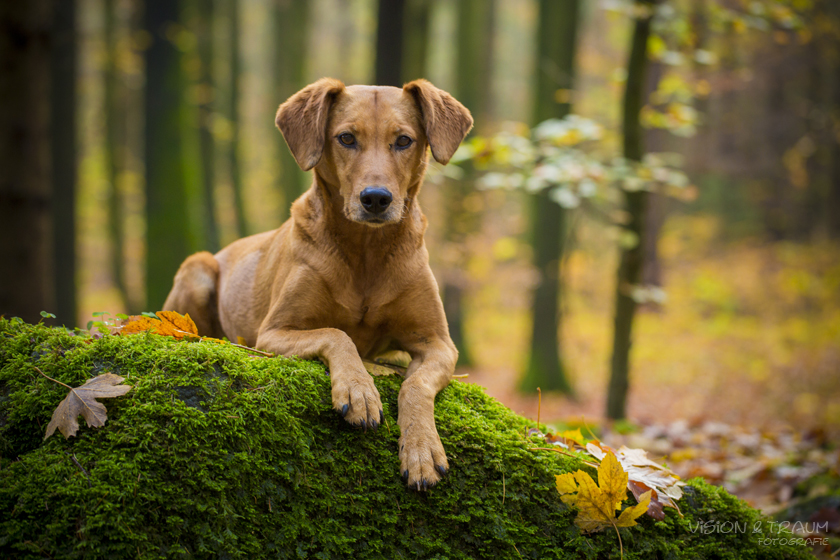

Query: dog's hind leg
[[162, 251, 224, 338]]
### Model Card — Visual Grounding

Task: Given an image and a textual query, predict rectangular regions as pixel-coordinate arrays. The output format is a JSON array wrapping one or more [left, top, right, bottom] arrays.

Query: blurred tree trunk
[[831, 10, 840, 239], [144, 0, 190, 309], [196, 0, 220, 252], [273, 0, 309, 221], [51, 0, 78, 326], [443, 0, 496, 367], [641, 60, 665, 290], [687, 0, 710, 173], [227, 0, 247, 238], [606, 0, 655, 420], [104, 0, 129, 309], [402, 0, 431, 82], [0, 0, 53, 323], [519, 0, 579, 393], [375, 0, 406, 86]]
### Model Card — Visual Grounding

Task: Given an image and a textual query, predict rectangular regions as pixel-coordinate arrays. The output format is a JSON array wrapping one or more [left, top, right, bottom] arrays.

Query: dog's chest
[[327, 292, 393, 350]]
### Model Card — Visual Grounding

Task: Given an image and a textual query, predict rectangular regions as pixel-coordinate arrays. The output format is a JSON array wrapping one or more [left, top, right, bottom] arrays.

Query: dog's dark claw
[[402, 470, 409, 481], [341, 404, 349, 417], [379, 410, 384, 424], [435, 465, 447, 477]]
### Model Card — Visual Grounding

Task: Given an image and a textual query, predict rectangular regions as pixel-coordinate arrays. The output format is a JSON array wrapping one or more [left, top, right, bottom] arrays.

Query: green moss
[[0, 319, 812, 559]]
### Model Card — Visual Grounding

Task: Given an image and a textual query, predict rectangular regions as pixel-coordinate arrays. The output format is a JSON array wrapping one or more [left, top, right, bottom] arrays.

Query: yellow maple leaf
[[555, 451, 652, 559], [559, 428, 585, 445]]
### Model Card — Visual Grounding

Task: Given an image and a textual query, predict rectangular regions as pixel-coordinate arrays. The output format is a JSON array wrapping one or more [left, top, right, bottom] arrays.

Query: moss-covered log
[[0, 319, 811, 559]]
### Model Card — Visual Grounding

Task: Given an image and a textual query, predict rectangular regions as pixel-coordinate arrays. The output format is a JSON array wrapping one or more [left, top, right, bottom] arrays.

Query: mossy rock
[[0, 319, 812, 559]]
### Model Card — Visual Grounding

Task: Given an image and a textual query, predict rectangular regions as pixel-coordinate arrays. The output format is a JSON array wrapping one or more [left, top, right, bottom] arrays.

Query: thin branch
[[529, 447, 599, 468], [67, 453, 91, 487]]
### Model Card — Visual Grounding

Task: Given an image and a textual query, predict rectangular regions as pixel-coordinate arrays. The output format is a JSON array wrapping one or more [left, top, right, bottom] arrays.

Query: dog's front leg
[[397, 336, 458, 490], [256, 328, 383, 429]]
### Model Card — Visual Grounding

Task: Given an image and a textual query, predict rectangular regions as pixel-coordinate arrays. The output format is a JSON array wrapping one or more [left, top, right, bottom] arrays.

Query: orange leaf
[[155, 311, 198, 339], [119, 315, 162, 335]]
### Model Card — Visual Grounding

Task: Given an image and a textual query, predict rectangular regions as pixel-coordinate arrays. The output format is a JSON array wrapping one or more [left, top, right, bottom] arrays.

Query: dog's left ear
[[276, 78, 346, 171], [403, 79, 473, 165]]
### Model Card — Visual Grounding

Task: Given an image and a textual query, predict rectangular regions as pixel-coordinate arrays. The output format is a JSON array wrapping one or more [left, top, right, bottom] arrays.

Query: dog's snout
[[360, 187, 393, 214]]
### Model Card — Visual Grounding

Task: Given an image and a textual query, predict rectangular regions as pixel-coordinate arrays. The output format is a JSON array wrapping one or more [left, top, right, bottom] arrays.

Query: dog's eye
[[395, 135, 413, 149], [338, 133, 356, 147]]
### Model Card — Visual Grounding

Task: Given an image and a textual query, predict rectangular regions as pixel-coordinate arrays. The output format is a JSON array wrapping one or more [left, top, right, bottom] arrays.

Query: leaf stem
[[613, 521, 624, 560], [34, 366, 72, 390]]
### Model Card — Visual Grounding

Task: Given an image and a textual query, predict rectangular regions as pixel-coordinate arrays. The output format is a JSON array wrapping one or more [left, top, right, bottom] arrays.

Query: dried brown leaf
[[44, 374, 132, 440]]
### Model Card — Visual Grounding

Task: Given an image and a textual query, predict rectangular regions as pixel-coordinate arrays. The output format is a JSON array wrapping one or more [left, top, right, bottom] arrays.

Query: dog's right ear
[[275, 78, 345, 171]]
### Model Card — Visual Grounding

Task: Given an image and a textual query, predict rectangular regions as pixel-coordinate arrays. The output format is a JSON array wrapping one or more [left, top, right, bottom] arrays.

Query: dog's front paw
[[399, 423, 448, 490], [331, 369, 383, 430]]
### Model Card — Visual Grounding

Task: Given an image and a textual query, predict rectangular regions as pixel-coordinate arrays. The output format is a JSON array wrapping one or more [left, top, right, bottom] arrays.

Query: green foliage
[[0, 320, 812, 559], [454, 115, 691, 213]]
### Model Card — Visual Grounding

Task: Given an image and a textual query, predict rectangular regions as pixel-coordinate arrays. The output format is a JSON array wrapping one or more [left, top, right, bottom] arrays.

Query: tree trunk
[[519, 0, 579, 394], [273, 0, 309, 222], [144, 0, 190, 309], [442, 0, 496, 367], [374, 0, 406, 87], [50, 0, 78, 327], [641, 59, 665, 290], [402, 0, 431, 82], [196, 0, 220, 252], [606, 0, 654, 420], [831, 72, 840, 239], [227, 0, 247, 239], [0, 0, 53, 323], [104, 0, 129, 310]]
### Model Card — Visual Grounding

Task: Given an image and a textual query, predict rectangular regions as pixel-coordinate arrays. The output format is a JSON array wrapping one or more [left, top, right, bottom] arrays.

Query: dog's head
[[276, 78, 473, 226]]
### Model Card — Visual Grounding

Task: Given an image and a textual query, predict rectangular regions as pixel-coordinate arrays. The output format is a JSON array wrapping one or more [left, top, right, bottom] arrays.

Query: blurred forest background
[[1, 0, 839, 456]]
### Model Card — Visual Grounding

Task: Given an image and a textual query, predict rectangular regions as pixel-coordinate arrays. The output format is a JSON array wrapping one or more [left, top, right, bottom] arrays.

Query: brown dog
[[162, 78, 473, 489]]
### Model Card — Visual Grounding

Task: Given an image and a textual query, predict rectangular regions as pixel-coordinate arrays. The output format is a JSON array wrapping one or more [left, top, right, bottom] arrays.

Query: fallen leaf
[[374, 350, 412, 368], [44, 373, 132, 440], [628, 480, 665, 521], [555, 451, 652, 559], [363, 359, 400, 377], [155, 311, 198, 339], [808, 507, 840, 534], [546, 428, 586, 448], [119, 315, 161, 335], [587, 441, 685, 517], [119, 311, 198, 340]]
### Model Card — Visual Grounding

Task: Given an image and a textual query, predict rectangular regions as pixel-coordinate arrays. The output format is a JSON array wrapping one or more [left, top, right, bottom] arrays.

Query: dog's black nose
[[360, 187, 393, 214]]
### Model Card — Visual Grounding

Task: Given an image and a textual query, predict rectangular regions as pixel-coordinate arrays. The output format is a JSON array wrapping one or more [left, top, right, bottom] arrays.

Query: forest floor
[[459, 213, 840, 549]]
